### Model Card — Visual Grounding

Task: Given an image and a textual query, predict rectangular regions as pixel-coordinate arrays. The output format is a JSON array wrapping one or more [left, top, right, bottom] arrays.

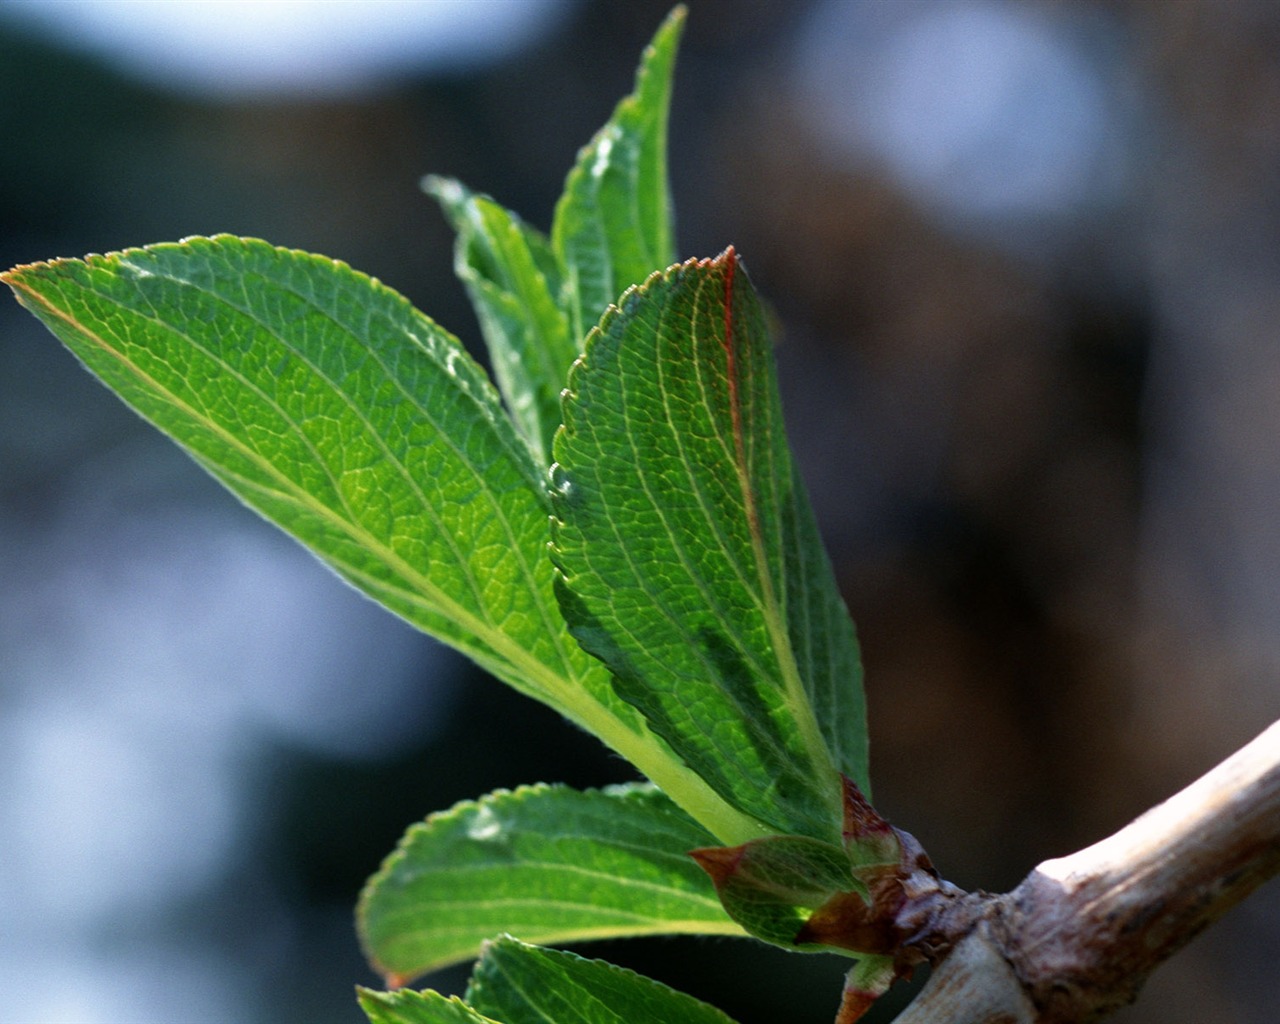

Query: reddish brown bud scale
[[687, 845, 742, 887], [794, 888, 901, 954], [841, 774, 893, 841]]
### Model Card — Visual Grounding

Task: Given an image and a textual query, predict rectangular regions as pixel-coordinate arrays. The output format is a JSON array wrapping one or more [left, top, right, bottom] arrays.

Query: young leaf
[[426, 176, 574, 465], [466, 936, 742, 1024], [553, 6, 683, 346], [3, 237, 565, 695], [359, 783, 744, 985], [3, 237, 769, 849], [552, 250, 868, 844], [359, 988, 496, 1024]]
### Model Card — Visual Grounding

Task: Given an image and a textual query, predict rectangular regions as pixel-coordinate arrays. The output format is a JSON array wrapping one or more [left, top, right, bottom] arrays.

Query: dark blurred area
[[2, 1, 1277, 1022]]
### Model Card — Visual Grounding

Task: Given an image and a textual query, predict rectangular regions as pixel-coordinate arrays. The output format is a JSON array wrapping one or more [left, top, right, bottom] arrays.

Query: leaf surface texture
[[553, 251, 868, 842], [359, 783, 742, 983]]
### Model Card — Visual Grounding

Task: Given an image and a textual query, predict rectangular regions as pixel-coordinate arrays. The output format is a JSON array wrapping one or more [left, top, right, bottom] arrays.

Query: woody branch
[[896, 717, 1280, 1023]]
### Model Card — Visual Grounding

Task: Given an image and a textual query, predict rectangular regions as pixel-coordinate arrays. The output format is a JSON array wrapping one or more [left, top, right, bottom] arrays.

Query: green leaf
[[3, 237, 567, 694], [357, 935, 747, 1024], [359, 783, 744, 985], [3, 236, 769, 848], [466, 936, 742, 1024], [552, 6, 683, 346], [552, 250, 868, 844], [426, 176, 575, 466], [359, 988, 496, 1024]]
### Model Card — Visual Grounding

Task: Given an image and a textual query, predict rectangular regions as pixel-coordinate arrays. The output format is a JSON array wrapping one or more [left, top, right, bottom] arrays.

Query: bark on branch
[[896, 717, 1280, 1023]]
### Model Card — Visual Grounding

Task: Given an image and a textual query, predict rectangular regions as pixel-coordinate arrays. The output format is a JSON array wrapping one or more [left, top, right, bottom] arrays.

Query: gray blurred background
[[1, 1, 1278, 1022]]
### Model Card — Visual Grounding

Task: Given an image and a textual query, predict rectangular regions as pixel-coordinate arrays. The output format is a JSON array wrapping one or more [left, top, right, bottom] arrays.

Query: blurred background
[[2, 1, 1278, 1021]]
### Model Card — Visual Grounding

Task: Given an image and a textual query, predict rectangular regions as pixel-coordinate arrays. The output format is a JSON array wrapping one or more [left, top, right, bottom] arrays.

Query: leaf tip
[[420, 172, 451, 194], [648, 4, 688, 55], [689, 844, 743, 887], [2, 257, 63, 290]]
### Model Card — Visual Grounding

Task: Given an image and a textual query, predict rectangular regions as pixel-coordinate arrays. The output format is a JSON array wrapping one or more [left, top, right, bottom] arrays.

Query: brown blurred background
[[1, 1, 1277, 1022]]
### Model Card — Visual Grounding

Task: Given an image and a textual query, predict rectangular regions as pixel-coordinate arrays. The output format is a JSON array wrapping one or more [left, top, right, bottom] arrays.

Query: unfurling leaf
[[553, 7, 683, 347], [426, 176, 573, 467]]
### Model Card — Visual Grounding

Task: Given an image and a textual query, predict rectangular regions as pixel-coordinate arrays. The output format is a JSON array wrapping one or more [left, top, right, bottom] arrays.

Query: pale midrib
[[382, 897, 735, 934], [397, 912, 744, 939], [128, 255, 575, 682], [13, 277, 579, 708], [201, 462, 519, 675], [399, 917, 744, 939], [396, 916, 744, 945], [387, 919, 742, 981], [201, 258, 581, 684], [78, 263, 499, 632], [382, 860, 728, 912]]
